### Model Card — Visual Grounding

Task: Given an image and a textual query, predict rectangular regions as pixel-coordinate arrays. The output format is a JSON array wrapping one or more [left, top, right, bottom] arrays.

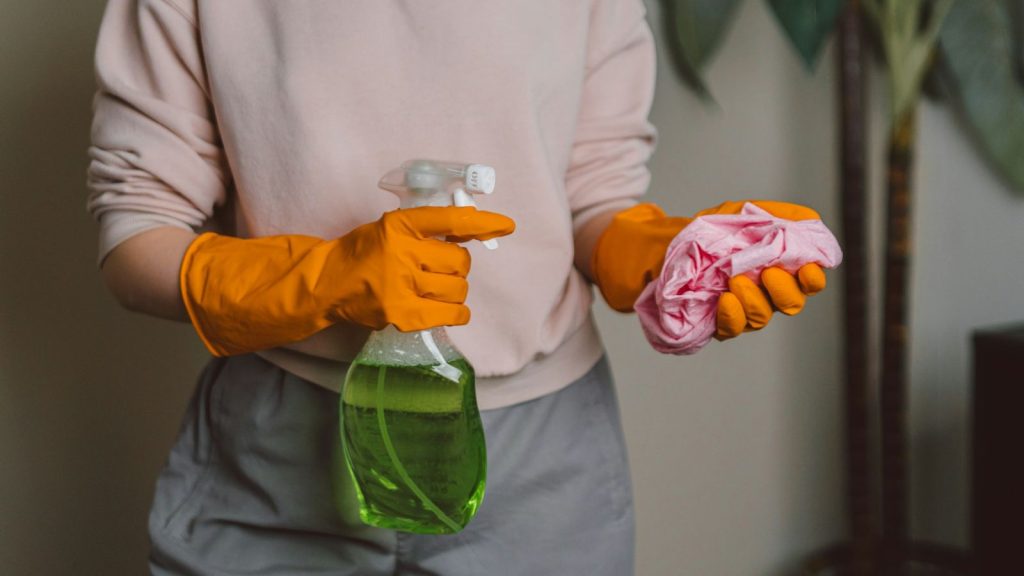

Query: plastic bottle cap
[[465, 165, 496, 194]]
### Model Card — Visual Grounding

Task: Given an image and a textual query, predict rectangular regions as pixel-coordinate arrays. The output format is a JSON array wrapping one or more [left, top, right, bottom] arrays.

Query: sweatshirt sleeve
[[86, 0, 229, 266], [566, 0, 658, 234]]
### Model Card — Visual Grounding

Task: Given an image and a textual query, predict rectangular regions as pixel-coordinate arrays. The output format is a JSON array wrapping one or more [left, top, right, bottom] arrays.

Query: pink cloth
[[635, 203, 843, 355]]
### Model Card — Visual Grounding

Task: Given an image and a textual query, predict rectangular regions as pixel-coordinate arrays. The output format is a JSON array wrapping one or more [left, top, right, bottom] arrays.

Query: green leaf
[[660, 0, 745, 98], [766, 0, 846, 69], [939, 0, 1024, 193], [865, 0, 954, 123]]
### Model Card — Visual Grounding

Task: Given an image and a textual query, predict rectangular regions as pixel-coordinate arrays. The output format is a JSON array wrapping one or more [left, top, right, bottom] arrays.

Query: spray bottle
[[340, 159, 495, 534]]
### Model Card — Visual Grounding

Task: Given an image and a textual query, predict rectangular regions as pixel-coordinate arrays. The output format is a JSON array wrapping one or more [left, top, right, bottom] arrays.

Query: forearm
[[566, 0, 655, 284], [100, 226, 195, 322], [574, 207, 620, 282]]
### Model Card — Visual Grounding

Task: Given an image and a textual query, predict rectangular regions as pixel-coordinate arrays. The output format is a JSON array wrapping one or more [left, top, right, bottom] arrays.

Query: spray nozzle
[[379, 159, 499, 249]]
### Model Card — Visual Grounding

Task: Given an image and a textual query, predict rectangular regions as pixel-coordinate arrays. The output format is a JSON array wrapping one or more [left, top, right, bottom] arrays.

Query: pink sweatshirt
[[87, 0, 656, 409]]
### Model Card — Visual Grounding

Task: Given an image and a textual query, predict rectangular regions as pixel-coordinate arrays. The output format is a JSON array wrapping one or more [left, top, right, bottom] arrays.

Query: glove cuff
[[179, 232, 232, 356], [591, 203, 691, 312], [179, 232, 335, 357]]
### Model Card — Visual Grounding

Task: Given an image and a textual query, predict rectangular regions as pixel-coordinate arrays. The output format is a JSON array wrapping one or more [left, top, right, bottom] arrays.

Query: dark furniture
[[973, 323, 1024, 575]]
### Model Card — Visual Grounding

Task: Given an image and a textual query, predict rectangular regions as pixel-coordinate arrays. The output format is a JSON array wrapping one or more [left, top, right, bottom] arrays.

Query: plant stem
[[838, 1, 876, 573], [881, 107, 917, 573]]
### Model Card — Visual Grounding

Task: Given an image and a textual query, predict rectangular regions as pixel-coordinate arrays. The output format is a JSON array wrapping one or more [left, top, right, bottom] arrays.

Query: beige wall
[[2, 0, 1021, 574], [1, 2, 210, 573]]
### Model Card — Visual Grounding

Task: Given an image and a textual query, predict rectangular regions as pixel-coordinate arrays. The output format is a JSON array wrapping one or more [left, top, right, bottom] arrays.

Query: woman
[[87, 1, 825, 574]]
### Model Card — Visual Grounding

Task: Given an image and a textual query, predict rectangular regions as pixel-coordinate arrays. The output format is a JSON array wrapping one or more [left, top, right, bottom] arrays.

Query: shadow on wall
[[0, 1, 209, 574]]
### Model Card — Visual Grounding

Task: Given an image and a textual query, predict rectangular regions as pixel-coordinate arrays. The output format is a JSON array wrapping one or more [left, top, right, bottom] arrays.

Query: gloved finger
[[728, 275, 772, 329], [750, 201, 820, 221], [693, 200, 820, 221], [716, 291, 746, 339], [417, 240, 471, 277], [401, 207, 516, 242], [390, 300, 471, 332], [414, 271, 469, 304], [761, 267, 806, 315], [797, 263, 826, 295], [694, 200, 747, 218]]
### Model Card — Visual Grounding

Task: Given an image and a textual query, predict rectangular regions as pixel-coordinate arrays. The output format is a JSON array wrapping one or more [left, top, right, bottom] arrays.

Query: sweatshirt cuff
[[95, 210, 195, 267]]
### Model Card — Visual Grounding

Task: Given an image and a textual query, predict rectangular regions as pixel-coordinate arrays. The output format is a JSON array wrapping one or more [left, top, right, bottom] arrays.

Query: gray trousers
[[148, 354, 634, 575]]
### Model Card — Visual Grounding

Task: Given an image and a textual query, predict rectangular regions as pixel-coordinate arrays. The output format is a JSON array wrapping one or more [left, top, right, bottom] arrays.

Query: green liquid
[[340, 359, 486, 534]]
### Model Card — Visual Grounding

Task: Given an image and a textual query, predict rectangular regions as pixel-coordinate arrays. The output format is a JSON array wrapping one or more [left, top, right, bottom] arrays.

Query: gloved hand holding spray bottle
[[341, 160, 498, 534]]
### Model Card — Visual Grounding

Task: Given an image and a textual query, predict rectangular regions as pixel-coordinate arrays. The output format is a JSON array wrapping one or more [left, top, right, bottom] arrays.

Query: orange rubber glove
[[591, 200, 827, 340], [180, 206, 516, 357]]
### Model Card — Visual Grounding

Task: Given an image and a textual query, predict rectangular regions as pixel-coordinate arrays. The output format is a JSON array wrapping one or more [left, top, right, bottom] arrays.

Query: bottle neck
[[362, 325, 462, 362], [401, 188, 453, 209]]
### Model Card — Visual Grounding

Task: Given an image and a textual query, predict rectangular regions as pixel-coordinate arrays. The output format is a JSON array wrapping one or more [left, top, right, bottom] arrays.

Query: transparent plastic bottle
[[340, 159, 495, 534]]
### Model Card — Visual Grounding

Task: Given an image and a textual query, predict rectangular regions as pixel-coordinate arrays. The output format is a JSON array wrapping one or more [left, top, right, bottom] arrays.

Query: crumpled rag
[[635, 202, 843, 355]]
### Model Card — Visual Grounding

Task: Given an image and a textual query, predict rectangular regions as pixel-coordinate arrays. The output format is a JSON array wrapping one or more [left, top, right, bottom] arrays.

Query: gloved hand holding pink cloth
[[635, 202, 843, 355]]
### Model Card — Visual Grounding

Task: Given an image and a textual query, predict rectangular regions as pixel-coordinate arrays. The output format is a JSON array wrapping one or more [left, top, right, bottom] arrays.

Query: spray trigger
[[453, 188, 499, 250]]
